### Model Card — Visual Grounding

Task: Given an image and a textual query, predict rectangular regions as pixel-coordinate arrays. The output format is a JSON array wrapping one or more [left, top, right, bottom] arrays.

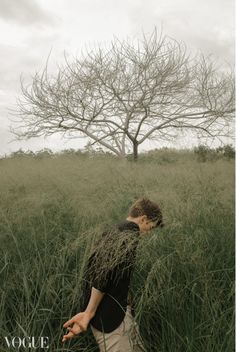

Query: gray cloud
[[0, 0, 53, 26], [0, 30, 60, 92]]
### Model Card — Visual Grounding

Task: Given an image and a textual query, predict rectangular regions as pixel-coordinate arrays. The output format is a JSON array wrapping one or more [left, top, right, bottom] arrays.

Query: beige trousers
[[91, 306, 146, 352]]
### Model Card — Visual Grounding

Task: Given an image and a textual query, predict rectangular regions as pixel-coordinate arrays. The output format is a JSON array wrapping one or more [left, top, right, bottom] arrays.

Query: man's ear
[[140, 215, 147, 223]]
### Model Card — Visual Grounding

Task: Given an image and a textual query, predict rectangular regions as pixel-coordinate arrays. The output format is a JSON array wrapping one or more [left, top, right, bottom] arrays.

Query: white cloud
[[0, 0, 53, 26]]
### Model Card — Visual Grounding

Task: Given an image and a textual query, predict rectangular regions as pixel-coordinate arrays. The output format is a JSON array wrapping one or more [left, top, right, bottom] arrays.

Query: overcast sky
[[0, 0, 234, 156]]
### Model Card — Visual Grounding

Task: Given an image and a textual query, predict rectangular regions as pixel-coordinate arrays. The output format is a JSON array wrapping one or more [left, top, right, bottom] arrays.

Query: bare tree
[[13, 29, 235, 160]]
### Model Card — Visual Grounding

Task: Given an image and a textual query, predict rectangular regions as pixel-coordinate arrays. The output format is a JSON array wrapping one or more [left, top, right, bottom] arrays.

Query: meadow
[[0, 150, 234, 351]]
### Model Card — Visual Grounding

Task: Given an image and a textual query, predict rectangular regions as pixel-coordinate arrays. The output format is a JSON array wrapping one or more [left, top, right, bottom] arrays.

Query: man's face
[[138, 215, 158, 233]]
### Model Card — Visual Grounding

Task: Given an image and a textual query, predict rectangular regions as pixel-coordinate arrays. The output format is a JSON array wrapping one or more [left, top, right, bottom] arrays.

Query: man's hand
[[62, 287, 104, 343], [62, 311, 94, 342]]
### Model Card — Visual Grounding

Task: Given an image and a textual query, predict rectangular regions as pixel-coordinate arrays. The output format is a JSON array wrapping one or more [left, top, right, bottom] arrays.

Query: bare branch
[[13, 28, 235, 160]]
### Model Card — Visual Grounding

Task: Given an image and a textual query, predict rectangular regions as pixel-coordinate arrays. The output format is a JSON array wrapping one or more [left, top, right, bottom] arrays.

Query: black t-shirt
[[81, 220, 140, 333]]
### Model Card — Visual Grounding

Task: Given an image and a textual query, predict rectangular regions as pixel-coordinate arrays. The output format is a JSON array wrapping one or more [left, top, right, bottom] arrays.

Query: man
[[62, 197, 163, 351]]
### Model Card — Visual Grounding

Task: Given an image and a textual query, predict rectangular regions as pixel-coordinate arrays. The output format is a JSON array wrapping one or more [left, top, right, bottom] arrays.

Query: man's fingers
[[62, 331, 75, 342], [68, 326, 82, 335], [63, 318, 75, 328], [62, 326, 82, 342]]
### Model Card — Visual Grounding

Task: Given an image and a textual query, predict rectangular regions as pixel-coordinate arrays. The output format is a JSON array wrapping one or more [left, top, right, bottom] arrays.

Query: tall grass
[[0, 153, 234, 351]]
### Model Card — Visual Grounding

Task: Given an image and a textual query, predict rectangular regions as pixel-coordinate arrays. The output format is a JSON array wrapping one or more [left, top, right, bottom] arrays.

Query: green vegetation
[[0, 150, 234, 351], [194, 144, 235, 162]]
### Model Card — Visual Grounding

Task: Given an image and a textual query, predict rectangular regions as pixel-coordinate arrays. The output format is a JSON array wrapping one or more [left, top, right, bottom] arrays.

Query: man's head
[[126, 197, 164, 234]]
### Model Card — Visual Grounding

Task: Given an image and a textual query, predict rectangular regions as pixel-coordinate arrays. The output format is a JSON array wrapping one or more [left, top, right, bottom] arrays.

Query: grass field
[[0, 150, 234, 351]]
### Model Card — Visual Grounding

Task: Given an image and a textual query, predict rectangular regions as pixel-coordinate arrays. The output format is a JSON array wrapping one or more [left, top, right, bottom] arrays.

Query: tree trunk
[[133, 142, 138, 161]]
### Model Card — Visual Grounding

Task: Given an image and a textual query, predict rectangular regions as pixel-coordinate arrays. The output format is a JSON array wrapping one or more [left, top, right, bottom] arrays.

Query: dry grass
[[0, 152, 234, 351]]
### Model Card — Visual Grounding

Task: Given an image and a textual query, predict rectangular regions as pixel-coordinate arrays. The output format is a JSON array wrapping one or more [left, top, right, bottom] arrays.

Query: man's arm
[[62, 287, 104, 342], [85, 287, 105, 316]]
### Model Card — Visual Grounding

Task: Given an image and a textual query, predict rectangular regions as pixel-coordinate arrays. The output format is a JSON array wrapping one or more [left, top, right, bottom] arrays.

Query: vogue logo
[[4, 336, 49, 349]]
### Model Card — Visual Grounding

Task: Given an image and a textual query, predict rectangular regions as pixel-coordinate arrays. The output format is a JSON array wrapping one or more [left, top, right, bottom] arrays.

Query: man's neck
[[126, 216, 140, 229]]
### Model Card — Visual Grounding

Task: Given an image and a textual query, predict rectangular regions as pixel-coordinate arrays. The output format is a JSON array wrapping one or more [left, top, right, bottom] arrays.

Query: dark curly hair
[[128, 197, 164, 228]]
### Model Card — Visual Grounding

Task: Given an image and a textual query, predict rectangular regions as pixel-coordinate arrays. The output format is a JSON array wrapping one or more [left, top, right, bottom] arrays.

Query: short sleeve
[[85, 228, 138, 293], [85, 251, 114, 293]]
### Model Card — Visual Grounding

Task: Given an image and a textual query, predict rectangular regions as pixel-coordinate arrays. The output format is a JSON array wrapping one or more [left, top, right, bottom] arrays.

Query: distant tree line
[[194, 144, 235, 162], [1, 145, 234, 162]]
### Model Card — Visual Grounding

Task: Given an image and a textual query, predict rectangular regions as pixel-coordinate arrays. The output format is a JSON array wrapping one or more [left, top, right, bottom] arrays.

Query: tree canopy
[[13, 29, 235, 160]]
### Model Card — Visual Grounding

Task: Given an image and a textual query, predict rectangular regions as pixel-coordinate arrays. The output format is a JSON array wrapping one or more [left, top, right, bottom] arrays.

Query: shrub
[[218, 144, 235, 159], [194, 145, 217, 162]]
